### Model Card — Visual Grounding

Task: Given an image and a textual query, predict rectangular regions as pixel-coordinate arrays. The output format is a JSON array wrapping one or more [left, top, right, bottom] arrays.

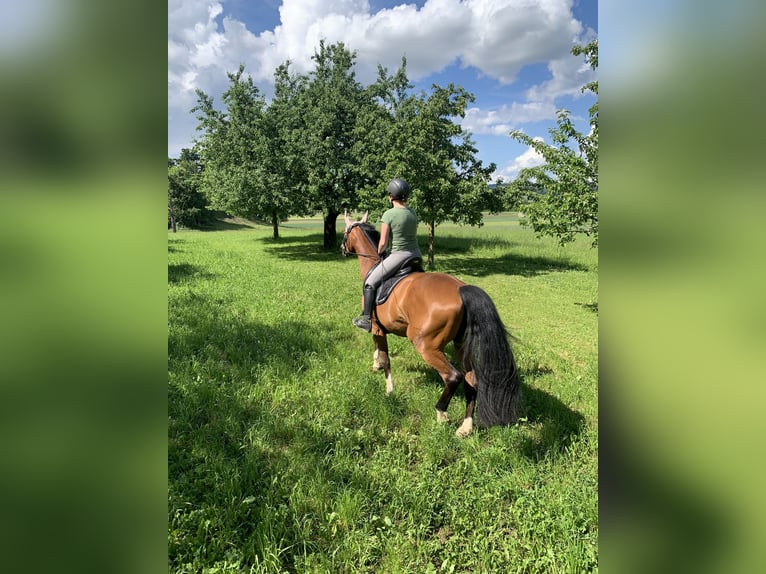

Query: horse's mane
[[357, 222, 380, 244]]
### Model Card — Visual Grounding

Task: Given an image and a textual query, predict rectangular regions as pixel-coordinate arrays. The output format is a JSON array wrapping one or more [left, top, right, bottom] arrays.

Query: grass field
[[168, 213, 598, 573]]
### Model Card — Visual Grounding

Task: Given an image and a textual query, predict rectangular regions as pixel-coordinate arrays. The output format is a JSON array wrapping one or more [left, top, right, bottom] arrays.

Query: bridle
[[341, 223, 380, 260]]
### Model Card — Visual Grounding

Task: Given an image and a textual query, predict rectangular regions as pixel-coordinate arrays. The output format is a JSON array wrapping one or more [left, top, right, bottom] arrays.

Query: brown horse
[[341, 212, 521, 436]]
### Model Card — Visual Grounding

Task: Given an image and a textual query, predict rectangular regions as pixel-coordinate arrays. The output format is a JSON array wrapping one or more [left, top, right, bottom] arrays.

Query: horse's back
[[376, 272, 465, 341], [404, 272, 465, 298]]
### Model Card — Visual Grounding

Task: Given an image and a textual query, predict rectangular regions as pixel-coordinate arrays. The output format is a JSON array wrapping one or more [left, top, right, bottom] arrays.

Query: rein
[[342, 223, 381, 261]]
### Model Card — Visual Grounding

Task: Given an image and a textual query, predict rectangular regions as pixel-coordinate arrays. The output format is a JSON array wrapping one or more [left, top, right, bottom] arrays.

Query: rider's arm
[[378, 223, 390, 255]]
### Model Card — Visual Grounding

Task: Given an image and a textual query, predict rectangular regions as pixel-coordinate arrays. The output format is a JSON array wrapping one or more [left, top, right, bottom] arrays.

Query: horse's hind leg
[[455, 343, 476, 437], [415, 345, 463, 424], [456, 371, 477, 437]]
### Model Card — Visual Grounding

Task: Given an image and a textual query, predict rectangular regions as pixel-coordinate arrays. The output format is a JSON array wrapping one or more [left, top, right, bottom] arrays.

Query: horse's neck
[[357, 245, 378, 279], [355, 230, 378, 279]]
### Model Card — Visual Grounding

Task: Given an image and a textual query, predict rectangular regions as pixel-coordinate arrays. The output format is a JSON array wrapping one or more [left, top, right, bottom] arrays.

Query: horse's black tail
[[458, 285, 521, 427]]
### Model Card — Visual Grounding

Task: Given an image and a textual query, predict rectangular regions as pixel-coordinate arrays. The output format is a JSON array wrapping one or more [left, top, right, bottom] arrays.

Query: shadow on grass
[[440, 251, 588, 278], [258, 230, 586, 277], [260, 233, 346, 262], [169, 290, 322, 372], [196, 212, 268, 232], [390, 345, 584, 455], [430, 234, 515, 255], [169, 291, 420, 570], [384, 348, 584, 460], [168, 238, 184, 252], [576, 301, 598, 314], [168, 262, 215, 284], [516, 383, 586, 459]]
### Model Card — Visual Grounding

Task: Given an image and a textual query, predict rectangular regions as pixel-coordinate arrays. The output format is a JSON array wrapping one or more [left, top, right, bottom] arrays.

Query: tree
[[261, 62, 313, 228], [358, 81, 500, 268], [193, 65, 293, 239], [300, 41, 366, 248], [168, 148, 211, 230], [351, 59, 413, 213], [508, 39, 598, 246], [408, 85, 499, 268]]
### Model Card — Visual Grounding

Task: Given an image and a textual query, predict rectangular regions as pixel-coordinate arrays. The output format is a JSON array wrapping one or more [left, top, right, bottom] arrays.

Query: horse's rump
[[373, 272, 465, 339]]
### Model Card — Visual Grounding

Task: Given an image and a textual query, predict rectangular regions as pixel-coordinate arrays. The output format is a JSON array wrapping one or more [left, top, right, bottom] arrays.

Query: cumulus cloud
[[168, 1, 226, 110], [463, 101, 558, 135], [460, 0, 581, 83], [525, 45, 598, 103], [462, 46, 596, 137], [494, 140, 545, 182], [168, 0, 593, 156], [170, 0, 587, 96]]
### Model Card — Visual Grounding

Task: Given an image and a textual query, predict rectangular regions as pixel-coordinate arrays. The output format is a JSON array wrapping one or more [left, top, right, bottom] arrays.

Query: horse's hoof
[[455, 418, 473, 437], [436, 410, 450, 423]]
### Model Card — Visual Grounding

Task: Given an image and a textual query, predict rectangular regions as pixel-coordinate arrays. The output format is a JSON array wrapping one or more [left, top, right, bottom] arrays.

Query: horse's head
[[341, 210, 370, 257]]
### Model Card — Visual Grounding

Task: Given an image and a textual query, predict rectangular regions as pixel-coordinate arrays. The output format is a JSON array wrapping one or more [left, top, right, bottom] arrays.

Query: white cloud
[[460, 0, 582, 84], [525, 44, 597, 103], [168, 1, 226, 108], [463, 101, 558, 135], [168, 0, 592, 156], [170, 0, 587, 94], [494, 140, 545, 182]]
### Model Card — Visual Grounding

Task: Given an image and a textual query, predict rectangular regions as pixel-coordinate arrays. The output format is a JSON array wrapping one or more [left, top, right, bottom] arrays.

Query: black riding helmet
[[386, 178, 410, 200]]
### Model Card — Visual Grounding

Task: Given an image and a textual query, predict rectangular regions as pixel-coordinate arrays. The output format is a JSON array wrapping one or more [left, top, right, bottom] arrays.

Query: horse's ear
[[361, 211, 369, 223], [344, 210, 351, 227]]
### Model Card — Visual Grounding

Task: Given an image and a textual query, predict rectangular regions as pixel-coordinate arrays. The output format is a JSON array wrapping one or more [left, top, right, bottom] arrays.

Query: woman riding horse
[[352, 178, 422, 332]]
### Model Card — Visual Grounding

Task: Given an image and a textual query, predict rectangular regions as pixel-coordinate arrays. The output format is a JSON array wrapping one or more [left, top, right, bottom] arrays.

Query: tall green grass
[[168, 214, 598, 573]]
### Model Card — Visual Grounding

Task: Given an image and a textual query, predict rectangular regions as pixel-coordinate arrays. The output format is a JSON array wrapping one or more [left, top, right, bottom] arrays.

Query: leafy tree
[[187, 43, 500, 257], [508, 39, 598, 246], [358, 80, 499, 268], [168, 148, 211, 230], [407, 85, 499, 268], [262, 62, 313, 226], [299, 41, 366, 248], [352, 58, 414, 205], [193, 65, 292, 239]]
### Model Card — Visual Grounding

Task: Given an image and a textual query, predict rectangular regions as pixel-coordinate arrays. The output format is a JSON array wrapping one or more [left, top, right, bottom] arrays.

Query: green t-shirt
[[381, 206, 420, 253]]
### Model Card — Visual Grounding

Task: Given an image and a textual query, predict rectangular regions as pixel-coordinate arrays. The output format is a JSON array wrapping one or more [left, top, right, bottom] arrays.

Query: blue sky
[[169, 0, 597, 182]]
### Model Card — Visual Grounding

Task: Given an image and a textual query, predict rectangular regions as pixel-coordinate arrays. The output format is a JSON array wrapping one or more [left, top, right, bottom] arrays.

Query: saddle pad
[[375, 263, 424, 305]]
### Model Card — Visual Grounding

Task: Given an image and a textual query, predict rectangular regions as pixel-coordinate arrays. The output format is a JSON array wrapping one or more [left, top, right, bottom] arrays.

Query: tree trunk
[[427, 220, 435, 270], [323, 210, 339, 249], [271, 211, 279, 239], [170, 213, 177, 233]]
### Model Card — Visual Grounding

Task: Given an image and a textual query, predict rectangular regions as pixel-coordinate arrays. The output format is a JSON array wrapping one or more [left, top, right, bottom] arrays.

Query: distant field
[[168, 213, 598, 573]]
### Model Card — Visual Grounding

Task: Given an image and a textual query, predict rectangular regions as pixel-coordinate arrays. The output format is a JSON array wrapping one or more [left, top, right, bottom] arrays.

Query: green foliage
[[262, 62, 314, 227], [168, 148, 213, 229], [168, 214, 598, 573], [401, 85, 498, 226], [355, 66, 501, 268], [352, 58, 414, 215], [193, 66, 296, 239], [299, 41, 367, 248], [190, 42, 500, 257], [508, 39, 598, 246]]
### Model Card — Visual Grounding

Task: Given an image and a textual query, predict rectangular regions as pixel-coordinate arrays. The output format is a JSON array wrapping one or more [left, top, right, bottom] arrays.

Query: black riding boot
[[352, 285, 376, 332]]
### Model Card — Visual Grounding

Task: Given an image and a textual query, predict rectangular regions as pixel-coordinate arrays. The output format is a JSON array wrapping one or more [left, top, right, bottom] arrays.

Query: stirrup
[[352, 316, 372, 332]]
